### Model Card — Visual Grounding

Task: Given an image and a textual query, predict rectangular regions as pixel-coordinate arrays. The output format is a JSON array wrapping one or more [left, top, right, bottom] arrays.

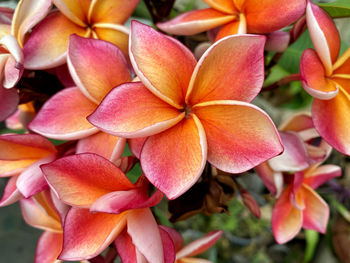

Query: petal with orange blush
[[0, 159, 37, 177], [67, 35, 131, 104], [187, 35, 265, 105], [59, 208, 127, 261], [300, 48, 338, 100], [272, 186, 303, 244], [127, 208, 164, 263], [88, 82, 185, 138], [245, 0, 306, 34], [42, 153, 134, 207], [0, 175, 22, 207], [129, 137, 147, 159], [0, 85, 19, 122], [35, 232, 63, 263], [11, 0, 52, 46], [214, 20, 243, 41], [157, 8, 235, 36], [130, 21, 197, 108], [141, 115, 207, 199], [29, 87, 98, 140], [89, 0, 139, 24], [202, 0, 237, 14], [333, 48, 350, 75], [302, 185, 329, 233], [23, 11, 87, 70], [77, 132, 126, 163], [312, 89, 350, 156], [303, 164, 341, 189], [306, 2, 340, 75], [52, 0, 89, 27], [193, 101, 283, 173]]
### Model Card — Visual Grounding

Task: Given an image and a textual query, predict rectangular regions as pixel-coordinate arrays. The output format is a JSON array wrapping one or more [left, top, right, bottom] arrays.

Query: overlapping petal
[[214, 20, 245, 41], [303, 164, 341, 189], [186, 34, 265, 104], [193, 101, 283, 173], [88, 82, 185, 138], [35, 232, 63, 263], [114, 230, 137, 263], [67, 34, 131, 104], [0, 159, 37, 177], [42, 153, 135, 207], [157, 8, 235, 36], [203, 0, 237, 13], [141, 115, 207, 199], [29, 87, 98, 140], [130, 21, 197, 108], [0, 175, 22, 207], [52, 0, 89, 27], [0, 85, 19, 121]]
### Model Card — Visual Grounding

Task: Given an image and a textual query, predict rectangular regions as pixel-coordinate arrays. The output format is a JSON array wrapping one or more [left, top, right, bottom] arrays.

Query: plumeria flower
[[272, 162, 341, 244], [20, 0, 139, 69], [5, 102, 36, 130], [20, 189, 69, 263], [29, 35, 131, 162], [41, 153, 168, 262], [89, 21, 283, 199], [256, 113, 332, 196], [0, 133, 57, 206], [300, 1, 350, 155], [157, 0, 306, 41]]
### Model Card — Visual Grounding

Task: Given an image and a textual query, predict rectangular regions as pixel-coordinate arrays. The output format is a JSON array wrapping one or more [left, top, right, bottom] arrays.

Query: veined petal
[[176, 231, 222, 259], [203, 0, 237, 13], [129, 137, 147, 159], [300, 48, 338, 100], [302, 185, 329, 233], [0, 175, 22, 207], [11, 0, 52, 46], [193, 101, 283, 173], [59, 208, 127, 260], [16, 154, 56, 198], [88, 82, 185, 138], [157, 8, 235, 36], [53, 0, 89, 27], [312, 88, 350, 155], [67, 34, 131, 104], [306, 2, 340, 75], [0, 134, 56, 160], [23, 11, 87, 70], [35, 232, 63, 263], [127, 208, 164, 263], [42, 153, 135, 207], [304, 164, 341, 189], [28, 87, 98, 140], [130, 21, 197, 108], [187, 34, 265, 105], [89, 0, 139, 24], [77, 132, 126, 163], [0, 85, 19, 122], [272, 186, 303, 244], [140, 115, 207, 199], [245, 0, 306, 34]]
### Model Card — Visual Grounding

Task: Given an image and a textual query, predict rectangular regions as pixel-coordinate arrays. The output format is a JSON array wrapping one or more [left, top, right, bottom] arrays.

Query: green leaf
[[318, 0, 350, 18], [126, 162, 142, 183], [303, 230, 319, 263]]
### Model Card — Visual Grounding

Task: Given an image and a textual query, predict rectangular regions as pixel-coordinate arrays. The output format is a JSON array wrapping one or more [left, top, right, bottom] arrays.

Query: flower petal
[[312, 88, 350, 155], [127, 208, 164, 263], [300, 48, 338, 100], [89, 0, 139, 24], [193, 101, 283, 173], [245, 0, 306, 34], [52, 0, 89, 27], [272, 186, 303, 244], [67, 34, 131, 104], [158, 227, 177, 263], [130, 21, 197, 108], [159, 225, 184, 253], [59, 207, 127, 260], [11, 0, 52, 46], [255, 163, 282, 196], [77, 132, 126, 163], [214, 20, 245, 41], [0, 175, 22, 207], [141, 115, 207, 199], [88, 82, 185, 138], [28, 87, 98, 140], [203, 0, 237, 13], [129, 137, 147, 159], [302, 185, 329, 233], [304, 164, 341, 189], [0, 159, 37, 177], [0, 85, 19, 121], [42, 153, 135, 207], [187, 34, 265, 105], [35, 232, 63, 263], [306, 2, 340, 75], [114, 230, 137, 263], [23, 11, 87, 70], [157, 8, 235, 36]]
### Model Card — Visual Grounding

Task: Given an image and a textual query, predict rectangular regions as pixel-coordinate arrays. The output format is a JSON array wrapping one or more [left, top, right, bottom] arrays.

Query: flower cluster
[[0, 0, 348, 262]]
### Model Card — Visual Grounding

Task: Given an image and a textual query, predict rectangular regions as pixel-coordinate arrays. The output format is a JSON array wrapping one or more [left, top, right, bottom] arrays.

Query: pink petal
[[159, 225, 184, 253], [0, 85, 19, 122], [114, 230, 137, 263], [159, 227, 176, 263], [88, 82, 185, 138], [129, 137, 147, 159], [35, 232, 63, 263], [67, 34, 132, 104], [42, 153, 135, 207], [186, 34, 265, 105], [255, 163, 281, 196], [0, 175, 23, 207], [265, 30, 290, 53], [304, 164, 341, 189], [55, 64, 75, 87], [140, 115, 207, 199], [28, 87, 98, 140]]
